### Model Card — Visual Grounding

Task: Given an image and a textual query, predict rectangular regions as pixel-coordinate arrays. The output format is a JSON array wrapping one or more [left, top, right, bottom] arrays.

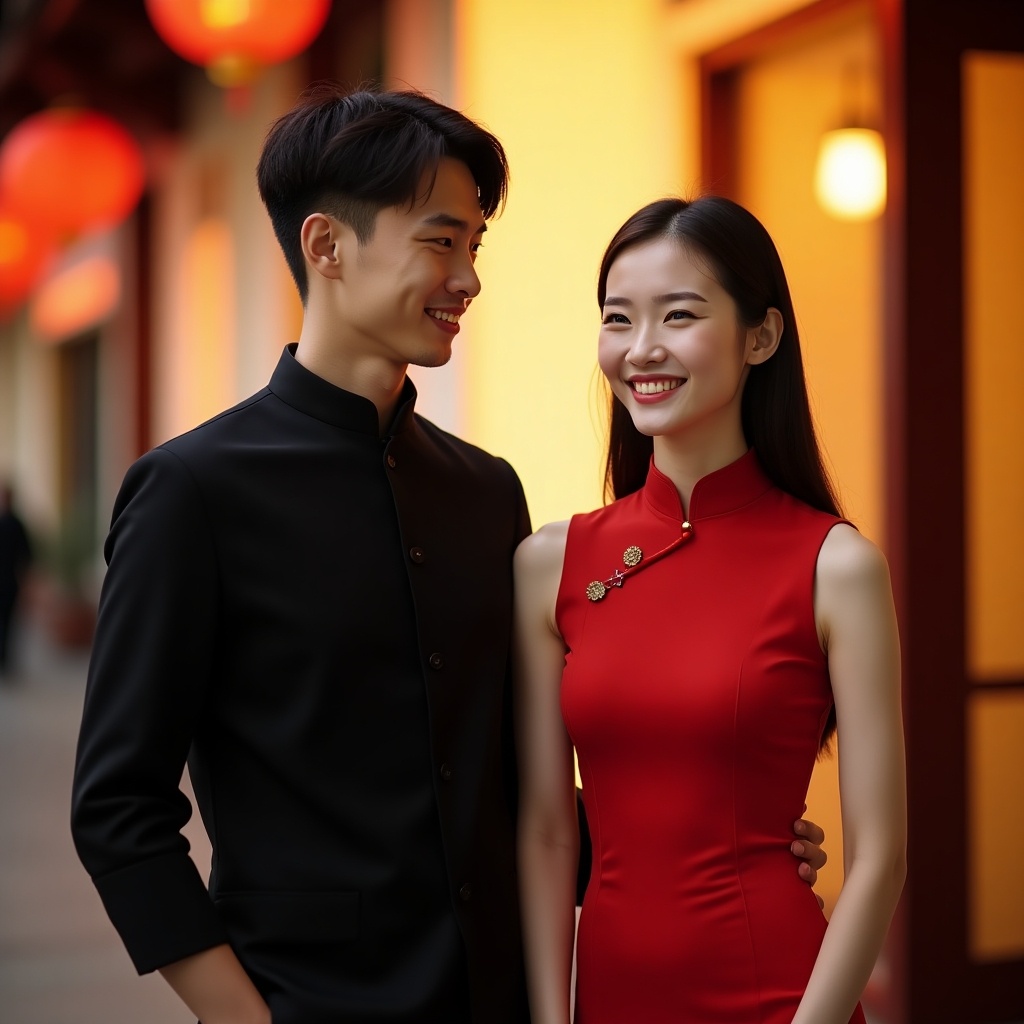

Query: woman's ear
[[747, 307, 783, 365], [300, 212, 346, 282]]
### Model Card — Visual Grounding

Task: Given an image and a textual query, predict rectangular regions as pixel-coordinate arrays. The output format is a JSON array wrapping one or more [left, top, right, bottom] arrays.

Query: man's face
[[334, 157, 486, 370]]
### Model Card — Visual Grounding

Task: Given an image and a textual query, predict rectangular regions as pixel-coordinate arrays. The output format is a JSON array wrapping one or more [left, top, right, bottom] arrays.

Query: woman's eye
[[666, 309, 695, 322], [602, 313, 629, 325]]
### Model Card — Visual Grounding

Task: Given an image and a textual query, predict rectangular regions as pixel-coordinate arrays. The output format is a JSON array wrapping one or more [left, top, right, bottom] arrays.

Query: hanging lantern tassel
[[0, 108, 146, 237], [145, 0, 333, 89]]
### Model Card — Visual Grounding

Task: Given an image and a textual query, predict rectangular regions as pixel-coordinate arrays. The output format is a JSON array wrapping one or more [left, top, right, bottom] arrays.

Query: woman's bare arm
[[792, 525, 907, 1024], [514, 522, 578, 1024]]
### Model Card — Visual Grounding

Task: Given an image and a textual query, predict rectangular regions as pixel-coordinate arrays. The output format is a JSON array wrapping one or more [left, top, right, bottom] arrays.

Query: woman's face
[[598, 237, 761, 445]]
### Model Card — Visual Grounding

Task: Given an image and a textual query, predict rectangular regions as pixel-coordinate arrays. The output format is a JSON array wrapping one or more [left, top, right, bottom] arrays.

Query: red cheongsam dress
[[557, 450, 865, 1024]]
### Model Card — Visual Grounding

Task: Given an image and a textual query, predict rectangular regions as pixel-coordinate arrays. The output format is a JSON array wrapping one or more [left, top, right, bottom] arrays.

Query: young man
[[71, 87, 827, 1024]]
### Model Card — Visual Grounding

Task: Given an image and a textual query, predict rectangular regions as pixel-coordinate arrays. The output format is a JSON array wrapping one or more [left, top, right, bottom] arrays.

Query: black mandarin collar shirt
[[268, 343, 418, 437], [73, 342, 530, 1022]]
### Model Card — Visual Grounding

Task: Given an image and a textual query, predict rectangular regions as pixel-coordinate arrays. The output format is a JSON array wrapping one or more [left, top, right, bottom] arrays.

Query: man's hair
[[256, 84, 509, 302]]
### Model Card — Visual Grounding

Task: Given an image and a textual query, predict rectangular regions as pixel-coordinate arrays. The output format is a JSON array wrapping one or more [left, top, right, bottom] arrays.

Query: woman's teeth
[[632, 379, 683, 395]]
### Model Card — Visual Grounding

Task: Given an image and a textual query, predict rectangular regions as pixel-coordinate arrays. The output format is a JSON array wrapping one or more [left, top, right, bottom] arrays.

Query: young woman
[[514, 196, 906, 1024]]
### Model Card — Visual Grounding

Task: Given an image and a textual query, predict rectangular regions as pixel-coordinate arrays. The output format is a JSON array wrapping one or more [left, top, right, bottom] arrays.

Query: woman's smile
[[628, 376, 687, 402]]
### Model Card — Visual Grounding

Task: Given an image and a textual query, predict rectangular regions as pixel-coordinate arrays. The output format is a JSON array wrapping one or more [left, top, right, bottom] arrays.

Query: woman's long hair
[[599, 196, 842, 517], [598, 196, 844, 748]]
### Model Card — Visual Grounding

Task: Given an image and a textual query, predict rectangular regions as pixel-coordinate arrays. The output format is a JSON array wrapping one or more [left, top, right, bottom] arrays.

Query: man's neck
[[293, 335, 407, 436]]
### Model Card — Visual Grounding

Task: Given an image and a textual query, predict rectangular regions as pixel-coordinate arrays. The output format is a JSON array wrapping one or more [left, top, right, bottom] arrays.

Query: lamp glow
[[814, 127, 887, 221], [29, 255, 120, 342]]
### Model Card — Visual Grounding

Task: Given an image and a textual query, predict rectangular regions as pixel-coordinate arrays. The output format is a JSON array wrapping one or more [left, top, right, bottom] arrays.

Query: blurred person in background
[[0, 481, 33, 680], [70, 88, 829, 1024]]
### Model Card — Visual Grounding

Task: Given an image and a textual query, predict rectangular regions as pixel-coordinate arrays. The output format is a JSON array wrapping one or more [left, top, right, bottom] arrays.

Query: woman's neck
[[652, 427, 749, 519]]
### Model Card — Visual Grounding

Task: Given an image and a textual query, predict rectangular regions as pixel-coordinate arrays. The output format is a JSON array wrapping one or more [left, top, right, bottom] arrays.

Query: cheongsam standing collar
[[643, 448, 773, 523]]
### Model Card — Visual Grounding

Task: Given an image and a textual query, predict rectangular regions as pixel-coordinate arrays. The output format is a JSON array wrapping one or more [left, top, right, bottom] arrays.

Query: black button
[[459, 883, 472, 902], [428, 652, 444, 670], [409, 546, 425, 563], [386, 453, 397, 469], [440, 763, 452, 781]]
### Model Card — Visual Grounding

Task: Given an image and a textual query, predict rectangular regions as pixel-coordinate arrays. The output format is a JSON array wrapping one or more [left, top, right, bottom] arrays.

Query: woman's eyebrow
[[603, 290, 707, 306]]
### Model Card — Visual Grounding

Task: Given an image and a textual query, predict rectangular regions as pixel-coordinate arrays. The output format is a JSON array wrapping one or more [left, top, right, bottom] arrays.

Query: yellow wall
[[453, 0, 685, 527]]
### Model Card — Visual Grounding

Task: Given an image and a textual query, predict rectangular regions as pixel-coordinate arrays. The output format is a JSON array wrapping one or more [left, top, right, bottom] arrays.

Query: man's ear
[[300, 212, 350, 283], [747, 307, 783, 366]]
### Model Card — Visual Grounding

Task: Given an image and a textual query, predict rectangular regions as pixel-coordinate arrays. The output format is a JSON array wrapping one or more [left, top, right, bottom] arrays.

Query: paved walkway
[[0, 617, 206, 1023]]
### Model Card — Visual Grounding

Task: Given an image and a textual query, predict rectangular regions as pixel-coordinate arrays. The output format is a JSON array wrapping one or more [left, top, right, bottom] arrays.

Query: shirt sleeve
[[70, 446, 230, 973]]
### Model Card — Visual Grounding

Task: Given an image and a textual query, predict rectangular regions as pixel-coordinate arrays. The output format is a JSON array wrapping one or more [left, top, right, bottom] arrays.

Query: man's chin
[[410, 346, 454, 369]]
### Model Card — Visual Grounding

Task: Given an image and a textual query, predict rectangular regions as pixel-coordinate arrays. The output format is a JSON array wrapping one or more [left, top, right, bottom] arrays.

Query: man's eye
[[431, 238, 453, 248], [471, 242, 484, 253]]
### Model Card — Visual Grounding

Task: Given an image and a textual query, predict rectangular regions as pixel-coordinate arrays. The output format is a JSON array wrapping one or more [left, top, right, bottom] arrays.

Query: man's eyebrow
[[420, 212, 488, 234], [603, 290, 707, 306]]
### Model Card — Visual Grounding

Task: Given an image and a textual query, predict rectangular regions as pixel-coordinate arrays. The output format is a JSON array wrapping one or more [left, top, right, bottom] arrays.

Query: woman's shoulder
[[515, 519, 571, 574], [514, 522, 572, 632], [818, 523, 889, 581], [815, 524, 893, 626]]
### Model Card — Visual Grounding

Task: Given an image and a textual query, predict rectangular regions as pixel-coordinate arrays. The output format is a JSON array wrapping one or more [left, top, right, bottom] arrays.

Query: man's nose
[[448, 253, 481, 299]]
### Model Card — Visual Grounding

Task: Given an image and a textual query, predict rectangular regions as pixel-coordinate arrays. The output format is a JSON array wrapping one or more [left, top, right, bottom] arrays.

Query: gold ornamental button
[[622, 545, 642, 567]]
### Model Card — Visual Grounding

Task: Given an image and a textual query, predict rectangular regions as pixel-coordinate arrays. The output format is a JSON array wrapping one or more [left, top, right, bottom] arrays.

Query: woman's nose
[[627, 325, 666, 364]]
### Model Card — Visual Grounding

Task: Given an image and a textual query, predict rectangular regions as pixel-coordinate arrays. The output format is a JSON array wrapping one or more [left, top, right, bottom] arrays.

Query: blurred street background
[[0, 616, 207, 1023]]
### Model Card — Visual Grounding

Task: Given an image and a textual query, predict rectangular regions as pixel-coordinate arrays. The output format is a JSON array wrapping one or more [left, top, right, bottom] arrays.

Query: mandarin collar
[[268, 344, 418, 436], [644, 448, 772, 522]]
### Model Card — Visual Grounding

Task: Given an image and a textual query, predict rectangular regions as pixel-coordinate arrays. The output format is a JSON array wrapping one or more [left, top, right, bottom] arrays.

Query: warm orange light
[[814, 127, 887, 221], [29, 254, 121, 342], [0, 108, 146, 234], [145, 0, 332, 87], [0, 201, 56, 315]]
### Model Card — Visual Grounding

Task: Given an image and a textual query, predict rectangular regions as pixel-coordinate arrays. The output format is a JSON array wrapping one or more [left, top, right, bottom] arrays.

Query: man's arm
[[160, 946, 270, 1024], [70, 448, 230, 972]]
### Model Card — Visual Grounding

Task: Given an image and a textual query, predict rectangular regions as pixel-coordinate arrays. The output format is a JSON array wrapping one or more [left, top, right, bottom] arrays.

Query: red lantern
[[145, 0, 332, 88], [0, 201, 56, 316], [0, 108, 146, 235]]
